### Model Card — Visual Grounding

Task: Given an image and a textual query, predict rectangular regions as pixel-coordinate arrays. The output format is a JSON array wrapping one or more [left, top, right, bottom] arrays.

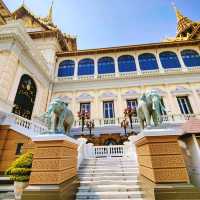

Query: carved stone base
[[140, 176, 200, 200], [134, 128, 189, 183], [22, 176, 79, 200]]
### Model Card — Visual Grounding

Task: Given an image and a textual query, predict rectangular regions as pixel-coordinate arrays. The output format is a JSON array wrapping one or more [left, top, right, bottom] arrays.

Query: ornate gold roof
[[0, 0, 12, 24], [164, 3, 200, 42], [12, 2, 57, 31]]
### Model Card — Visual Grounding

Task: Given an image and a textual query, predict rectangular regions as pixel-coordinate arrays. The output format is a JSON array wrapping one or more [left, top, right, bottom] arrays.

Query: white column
[[134, 53, 142, 75], [188, 84, 200, 114], [94, 58, 98, 78], [117, 88, 123, 119], [114, 56, 119, 77], [74, 60, 78, 80], [155, 51, 164, 73], [177, 49, 187, 71]]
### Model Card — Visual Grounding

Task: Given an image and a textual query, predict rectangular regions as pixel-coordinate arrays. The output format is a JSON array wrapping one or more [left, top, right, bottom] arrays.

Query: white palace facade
[[0, 0, 200, 144]]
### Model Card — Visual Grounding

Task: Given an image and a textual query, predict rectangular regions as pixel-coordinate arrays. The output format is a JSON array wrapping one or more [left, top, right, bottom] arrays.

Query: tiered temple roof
[[165, 4, 200, 42], [11, 2, 77, 51], [0, 0, 11, 25]]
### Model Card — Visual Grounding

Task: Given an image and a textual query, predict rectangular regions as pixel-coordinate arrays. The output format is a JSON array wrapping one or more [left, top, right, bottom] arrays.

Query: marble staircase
[[0, 176, 14, 200], [76, 158, 144, 200]]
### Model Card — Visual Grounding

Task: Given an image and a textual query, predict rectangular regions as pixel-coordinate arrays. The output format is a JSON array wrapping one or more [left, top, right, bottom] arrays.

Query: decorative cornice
[[0, 20, 50, 80], [56, 39, 200, 57], [29, 30, 68, 51], [171, 86, 192, 95]]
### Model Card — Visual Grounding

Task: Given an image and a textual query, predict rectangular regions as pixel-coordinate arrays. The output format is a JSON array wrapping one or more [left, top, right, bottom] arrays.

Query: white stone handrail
[[93, 145, 125, 157], [1, 111, 48, 137], [73, 114, 199, 128]]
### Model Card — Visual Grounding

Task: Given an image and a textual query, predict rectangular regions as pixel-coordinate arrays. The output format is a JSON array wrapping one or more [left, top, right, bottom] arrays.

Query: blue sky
[[4, 0, 200, 50]]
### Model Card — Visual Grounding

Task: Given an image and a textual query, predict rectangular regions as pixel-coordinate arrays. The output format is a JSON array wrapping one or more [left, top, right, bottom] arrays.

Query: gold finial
[[47, 0, 54, 23], [172, 2, 184, 21]]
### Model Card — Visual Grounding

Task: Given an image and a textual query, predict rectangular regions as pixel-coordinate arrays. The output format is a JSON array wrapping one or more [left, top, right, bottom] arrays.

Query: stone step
[[76, 198, 144, 200], [80, 175, 139, 181], [0, 185, 14, 192], [0, 192, 14, 200], [78, 168, 138, 173], [82, 160, 137, 163], [0, 176, 13, 185], [78, 172, 139, 177], [81, 161, 138, 164], [80, 165, 138, 169], [78, 185, 141, 192], [80, 180, 140, 186], [76, 191, 144, 199], [79, 166, 138, 170]]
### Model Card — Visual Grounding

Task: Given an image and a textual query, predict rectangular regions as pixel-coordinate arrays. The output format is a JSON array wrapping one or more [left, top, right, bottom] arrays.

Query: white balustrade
[[1, 111, 48, 137], [73, 114, 200, 130], [93, 145, 125, 157]]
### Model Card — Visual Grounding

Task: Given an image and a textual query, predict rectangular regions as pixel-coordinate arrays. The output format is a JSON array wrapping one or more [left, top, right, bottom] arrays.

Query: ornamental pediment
[[150, 88, 167, 96], [59, 96, 72, 103], [76, 93, 94, 102], [122, 90, 141, 99], [171, 86, 192, 95], [99, 92, 117, 100]]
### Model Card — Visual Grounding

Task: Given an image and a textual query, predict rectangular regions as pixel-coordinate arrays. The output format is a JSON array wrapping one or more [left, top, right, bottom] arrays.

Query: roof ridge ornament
[[47, 0, 53, 23], [172, 2, 184, 21]]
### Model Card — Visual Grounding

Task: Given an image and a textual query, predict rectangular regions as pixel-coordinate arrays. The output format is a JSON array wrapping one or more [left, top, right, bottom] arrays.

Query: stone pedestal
[[134, 128, 189, 183], [134, 128, 200, 200], [22, 134, 79, 200]]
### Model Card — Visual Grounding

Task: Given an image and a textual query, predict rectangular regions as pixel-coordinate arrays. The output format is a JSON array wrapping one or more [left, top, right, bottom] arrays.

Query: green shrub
[[5, 152, 33, 182]]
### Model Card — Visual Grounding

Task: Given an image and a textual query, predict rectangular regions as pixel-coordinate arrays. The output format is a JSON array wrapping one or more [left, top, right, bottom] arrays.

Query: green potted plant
[[5, 152, 33, 200]]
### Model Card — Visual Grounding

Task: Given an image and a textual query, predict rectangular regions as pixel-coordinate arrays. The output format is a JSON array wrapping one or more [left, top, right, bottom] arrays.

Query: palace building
[[0, 1, 200, 146]]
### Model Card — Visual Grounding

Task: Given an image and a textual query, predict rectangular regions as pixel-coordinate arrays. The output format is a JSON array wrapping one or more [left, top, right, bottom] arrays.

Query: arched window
[[58, 60, 75, 77], [138, 53, 158, 70], [98, 57, 115, 74], [159, 51, 181, 69], [78, 58, 94, 76], [12, 74, 37, 120], [118, 55, 136, 72], [181, 49, 200, 67]]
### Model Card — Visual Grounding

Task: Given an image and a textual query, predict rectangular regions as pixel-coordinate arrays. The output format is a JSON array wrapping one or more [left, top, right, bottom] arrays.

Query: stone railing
[[73, 114, 199, 128], [1, 111, 199, 137], [1, 111, 47, 137], [93, 145, 125, 157]]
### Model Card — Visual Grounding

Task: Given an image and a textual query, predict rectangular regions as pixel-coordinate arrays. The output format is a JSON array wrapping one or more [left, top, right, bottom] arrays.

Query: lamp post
[[124, 106, 136, 129], [121, 118, 129, 136], [86, 119, 95, 137], [78, 110, 90, 132]]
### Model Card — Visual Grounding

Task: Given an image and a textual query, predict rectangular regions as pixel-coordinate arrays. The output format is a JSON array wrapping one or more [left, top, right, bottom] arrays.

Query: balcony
[[0, 111, 199, 137]]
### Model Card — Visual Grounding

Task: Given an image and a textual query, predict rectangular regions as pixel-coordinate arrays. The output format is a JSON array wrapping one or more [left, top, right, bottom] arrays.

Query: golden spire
[[172, 2, 184, 21], [47, 0, 53, 23]]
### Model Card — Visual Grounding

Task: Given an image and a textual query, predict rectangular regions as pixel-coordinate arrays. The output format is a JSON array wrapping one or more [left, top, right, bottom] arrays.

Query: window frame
[[57, 60, 75, 77], [118, 55, 136, 72], [98, 57, 115, 74], [80, 102, 91, 113], [176, 96, 193, 114], [78, 58, 95, 76], [15, 143, 24, 155], [103, 101, 115, 119]]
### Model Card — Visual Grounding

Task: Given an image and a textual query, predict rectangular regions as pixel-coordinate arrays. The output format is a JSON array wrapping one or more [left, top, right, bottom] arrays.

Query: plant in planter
[[5, 152, 33, 200]]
